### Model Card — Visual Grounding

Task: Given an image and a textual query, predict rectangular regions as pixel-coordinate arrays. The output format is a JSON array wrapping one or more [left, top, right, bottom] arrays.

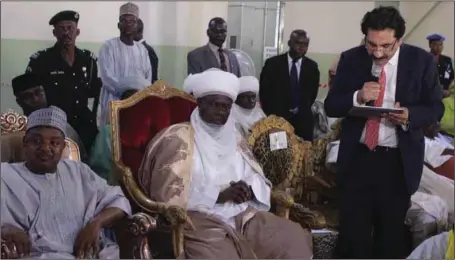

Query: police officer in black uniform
[[427, 33, 454, 97], [25, 10, 101, 153]]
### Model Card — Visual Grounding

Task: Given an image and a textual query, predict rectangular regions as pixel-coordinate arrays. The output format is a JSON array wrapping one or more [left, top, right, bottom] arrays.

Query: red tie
[[364, 66, 386, 150]]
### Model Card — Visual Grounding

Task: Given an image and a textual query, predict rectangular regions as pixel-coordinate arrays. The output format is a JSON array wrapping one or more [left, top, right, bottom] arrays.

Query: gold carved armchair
[[110, 81, 305, 258]]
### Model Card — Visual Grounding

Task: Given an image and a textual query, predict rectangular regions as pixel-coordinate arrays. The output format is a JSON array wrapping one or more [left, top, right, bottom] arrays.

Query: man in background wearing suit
[[187, 17, 241, 77], [259, 30, 320, 141], [134, 18, 159, 83], [324, 6, 443, 258]]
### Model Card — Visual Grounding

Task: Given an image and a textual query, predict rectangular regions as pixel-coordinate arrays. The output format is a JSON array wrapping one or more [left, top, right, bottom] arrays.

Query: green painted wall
[[1, 38, 337, 112]]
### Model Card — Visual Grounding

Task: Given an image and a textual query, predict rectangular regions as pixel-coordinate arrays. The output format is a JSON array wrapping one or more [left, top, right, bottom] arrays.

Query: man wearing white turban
[[232, 76, 266, 137], [137, 69, 312, 258]]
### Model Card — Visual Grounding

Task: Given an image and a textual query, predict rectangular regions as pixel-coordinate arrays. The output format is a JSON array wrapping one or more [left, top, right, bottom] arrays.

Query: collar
[[208, 42, 223, 52], [51, 43, 82, 56], [137, 39, 145, 43], [287, 53, 303, 64], [387, 46, 400, 66]]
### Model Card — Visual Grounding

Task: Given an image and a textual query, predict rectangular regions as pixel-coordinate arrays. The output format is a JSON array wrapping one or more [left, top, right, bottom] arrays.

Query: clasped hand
[[217, 180, 254, 204], [359, 82, 409, 125]]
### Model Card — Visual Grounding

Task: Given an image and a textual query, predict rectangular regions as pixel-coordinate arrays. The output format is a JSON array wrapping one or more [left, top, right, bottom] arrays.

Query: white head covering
[[188, 68, 240, 101], [118, 76, 151, 93], [120, 2, 139, 18], [189, 68, 240, 188], [238, 76, 259, 94], [182, 73, 201, 94], [27, 106, 67, 135]]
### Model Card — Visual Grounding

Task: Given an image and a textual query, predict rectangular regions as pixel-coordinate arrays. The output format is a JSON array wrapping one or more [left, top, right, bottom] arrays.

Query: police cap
[[49, 10, 79, 26], [426, 33, 445, 42], [12, 74, 44, 97]]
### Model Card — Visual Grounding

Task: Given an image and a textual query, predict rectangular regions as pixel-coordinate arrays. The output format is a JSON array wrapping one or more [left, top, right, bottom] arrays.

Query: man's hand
[[443, 89, 451, 98], [74, 221, 101, 259], [1, 225, 31, 258], [357, 82, 381, 104], [385, 102, 409, 125], [217, 181, 253, 204]]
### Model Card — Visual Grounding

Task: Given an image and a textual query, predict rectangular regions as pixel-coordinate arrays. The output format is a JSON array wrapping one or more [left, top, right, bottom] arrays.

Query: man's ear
[[118, 22, 121, 30], [76, 28, 80, 37], [52, 29, 57, 38], [287, 40, 291, 48], [206, 29, 210, 37]]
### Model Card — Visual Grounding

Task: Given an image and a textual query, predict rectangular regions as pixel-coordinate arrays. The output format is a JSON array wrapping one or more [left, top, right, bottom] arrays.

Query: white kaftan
[[424, 136, 454, 168], [1, 160, 132, 259], [98, 37, 152, 125], [186, 108, 271, 228]]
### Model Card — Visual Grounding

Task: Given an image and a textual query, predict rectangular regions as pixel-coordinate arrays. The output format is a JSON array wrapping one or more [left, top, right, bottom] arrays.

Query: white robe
[[1, 160, 132, 259], [424, 136, 454, 168], [407, 231, 450, 259], [186, 143, 271, 228], [232, 104, 266, 138], [98, 37, 152, 125]]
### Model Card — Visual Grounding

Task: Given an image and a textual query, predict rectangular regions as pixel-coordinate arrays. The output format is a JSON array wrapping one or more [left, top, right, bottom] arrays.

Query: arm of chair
[[1, 239, 18, 259], [271, 189, 295, 219], [114, 213, 158, 259], [115, 163, 189, 258]]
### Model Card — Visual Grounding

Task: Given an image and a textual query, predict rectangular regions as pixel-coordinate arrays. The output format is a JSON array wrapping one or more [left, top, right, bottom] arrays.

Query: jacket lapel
[[203, 45, 219, 69]]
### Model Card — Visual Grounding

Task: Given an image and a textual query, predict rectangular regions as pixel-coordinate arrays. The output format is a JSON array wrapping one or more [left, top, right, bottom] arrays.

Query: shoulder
[[304, 56, 318, 68], [28, 47, 52, 61], [339, 45, 367, 60], [58, 159, 97, 181], [188, 46, 206, 56], [100, 38, 118, 50], [267, 53, 286, 63], [441, 54, 453, 62], [400, 44, 435, 67], [81, 48, 98, 61]]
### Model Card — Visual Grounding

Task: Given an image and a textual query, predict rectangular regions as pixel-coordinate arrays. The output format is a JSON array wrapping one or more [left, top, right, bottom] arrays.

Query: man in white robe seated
[[98, 2, 152, 125], [231, 76, 266, 138], [407, 229, 453, 259], [137, 69, 313, 258], [1, 106, 132, 259]]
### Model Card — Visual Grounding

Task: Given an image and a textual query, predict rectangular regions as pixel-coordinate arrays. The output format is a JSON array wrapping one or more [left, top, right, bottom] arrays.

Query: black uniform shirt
[[25, 44, 100, 124], [436, 54, 454, 90]]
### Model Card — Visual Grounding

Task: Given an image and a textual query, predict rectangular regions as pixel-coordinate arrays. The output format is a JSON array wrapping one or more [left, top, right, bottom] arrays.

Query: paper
[[269, 131, 288, 151], [445, 71, 450, 79]]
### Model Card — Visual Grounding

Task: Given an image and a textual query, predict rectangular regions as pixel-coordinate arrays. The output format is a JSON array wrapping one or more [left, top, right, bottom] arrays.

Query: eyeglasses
[[365, 37, 397, 54]]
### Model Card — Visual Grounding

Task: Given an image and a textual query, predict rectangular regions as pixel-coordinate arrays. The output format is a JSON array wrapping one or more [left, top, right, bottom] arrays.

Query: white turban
[[186, 68, 240, 101], [238, 76, 259, 94]]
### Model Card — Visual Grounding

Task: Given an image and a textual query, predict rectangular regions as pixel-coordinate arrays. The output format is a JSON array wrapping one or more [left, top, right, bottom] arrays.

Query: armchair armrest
[[271, 189, 295, 219], [1, 239, 18, 259], [114, 163, 189, 258]]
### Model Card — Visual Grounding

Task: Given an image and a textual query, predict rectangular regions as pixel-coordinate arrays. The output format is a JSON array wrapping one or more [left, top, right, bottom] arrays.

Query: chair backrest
[[1, 109, 27, 135], [110, 81, 197, 208]]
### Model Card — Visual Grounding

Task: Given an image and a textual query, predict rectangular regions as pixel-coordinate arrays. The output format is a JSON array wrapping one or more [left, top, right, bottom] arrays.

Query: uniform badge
[[82, 67, 86, 72], [26, 66, 32, 72], [75, 13, 79, 19], [30, 52, 40, 59]]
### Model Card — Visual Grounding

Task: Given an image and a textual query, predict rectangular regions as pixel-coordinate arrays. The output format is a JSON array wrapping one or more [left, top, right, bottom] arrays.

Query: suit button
[[76, 100, 79, 104], [54, 82, 58, 85], [73, 73, 76, 76], [75, 86, 78, 89]]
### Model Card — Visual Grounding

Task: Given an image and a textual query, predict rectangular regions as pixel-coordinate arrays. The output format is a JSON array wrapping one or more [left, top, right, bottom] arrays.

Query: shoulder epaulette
[[84, 49, 98, 61]]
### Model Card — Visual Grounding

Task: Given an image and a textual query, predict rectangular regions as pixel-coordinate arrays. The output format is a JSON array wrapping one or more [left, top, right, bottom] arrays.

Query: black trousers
[[335, 144, 411, 259], [287, 112, 313, 141]]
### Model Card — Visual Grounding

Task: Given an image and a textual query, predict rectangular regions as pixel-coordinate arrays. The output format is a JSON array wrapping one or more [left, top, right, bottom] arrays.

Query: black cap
[[12, 74, 43, 97], [49, 10, 79, 26]]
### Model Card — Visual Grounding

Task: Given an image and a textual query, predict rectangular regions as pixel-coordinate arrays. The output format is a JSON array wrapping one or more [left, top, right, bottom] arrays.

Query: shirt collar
[[287, 53, 303, 64], [388, 46, 400, 66], [208, 42, 223, 52], [137, 39, 145, 43]]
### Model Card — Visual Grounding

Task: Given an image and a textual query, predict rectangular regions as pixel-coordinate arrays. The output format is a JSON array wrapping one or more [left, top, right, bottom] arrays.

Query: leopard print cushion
[[251, 131, 293, 186]]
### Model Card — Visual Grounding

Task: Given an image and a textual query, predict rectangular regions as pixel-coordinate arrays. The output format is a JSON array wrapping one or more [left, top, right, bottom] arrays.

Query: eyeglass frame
[[364, 36, 398, 54]]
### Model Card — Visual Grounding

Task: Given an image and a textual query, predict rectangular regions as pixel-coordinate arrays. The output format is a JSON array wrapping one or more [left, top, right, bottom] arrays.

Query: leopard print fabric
[[251, 131, 294, 187]]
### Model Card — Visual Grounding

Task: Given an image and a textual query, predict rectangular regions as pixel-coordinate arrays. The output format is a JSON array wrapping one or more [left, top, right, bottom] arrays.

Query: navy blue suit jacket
[[324, 44, 443, 195]]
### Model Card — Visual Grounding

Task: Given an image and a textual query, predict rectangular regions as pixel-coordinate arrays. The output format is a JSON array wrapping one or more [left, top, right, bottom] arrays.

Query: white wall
[[0, 1, 228, 47], [400, 1, 454, 58], [282, 1, 375, 54]]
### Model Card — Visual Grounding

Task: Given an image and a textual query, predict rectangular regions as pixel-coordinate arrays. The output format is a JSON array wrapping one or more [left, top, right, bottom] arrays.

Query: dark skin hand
[[74, 207, 126, 259], [217, 180, 255, 204], [1, 225, 32, 258]]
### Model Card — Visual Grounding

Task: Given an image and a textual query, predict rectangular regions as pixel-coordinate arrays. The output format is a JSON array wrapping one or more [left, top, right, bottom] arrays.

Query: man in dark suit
[[134, 18, 159, 83], [427, 33, 454, 97], [324, 6, 443, 258], [187, 17, 241, 77], [259, 30, 320, 141]]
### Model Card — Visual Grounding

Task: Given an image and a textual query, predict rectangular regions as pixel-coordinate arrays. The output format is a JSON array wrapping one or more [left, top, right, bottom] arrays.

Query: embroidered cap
[[120, 2, 139, 18], [27, 106, 67, 136]]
